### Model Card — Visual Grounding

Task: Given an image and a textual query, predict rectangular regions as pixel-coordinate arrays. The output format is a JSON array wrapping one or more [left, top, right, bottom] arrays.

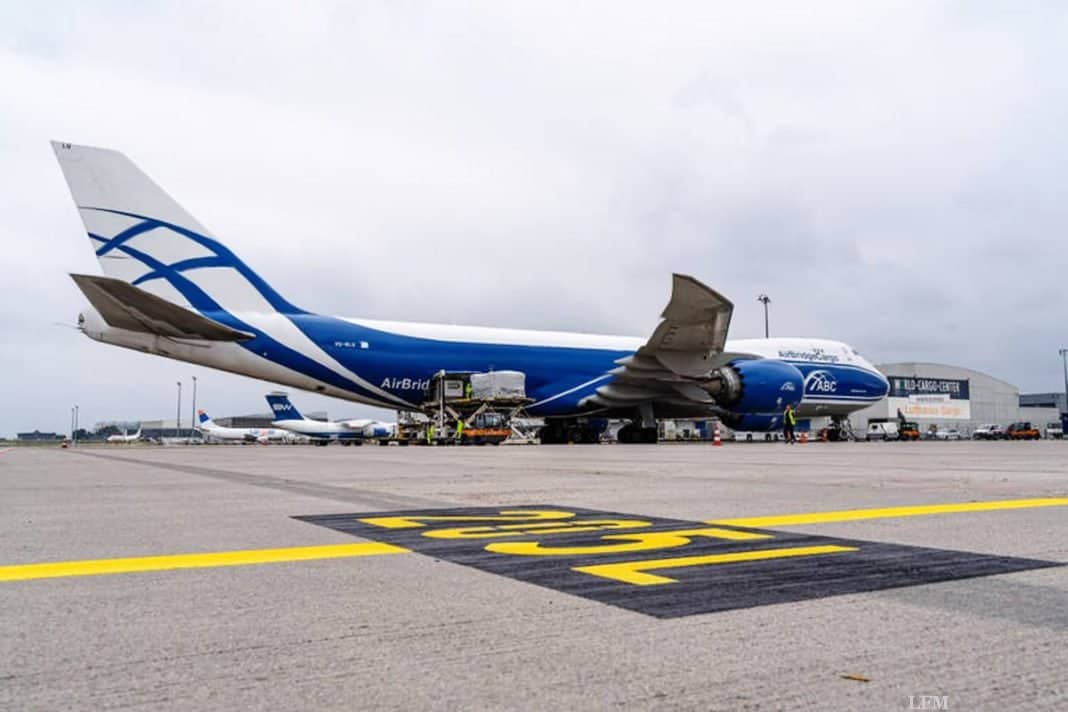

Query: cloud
[[2, 2, 1067, 435]]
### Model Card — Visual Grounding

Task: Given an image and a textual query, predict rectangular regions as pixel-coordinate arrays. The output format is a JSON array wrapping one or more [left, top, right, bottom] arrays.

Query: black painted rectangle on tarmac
[[295, 506, 1061, 619]]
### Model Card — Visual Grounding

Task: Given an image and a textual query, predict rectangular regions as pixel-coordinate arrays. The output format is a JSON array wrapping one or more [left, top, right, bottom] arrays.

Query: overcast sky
[[2, 2, 1067, 437]]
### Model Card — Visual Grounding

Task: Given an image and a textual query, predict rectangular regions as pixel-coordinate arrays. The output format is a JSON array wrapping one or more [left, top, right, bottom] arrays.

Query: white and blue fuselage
[[81, 306, 886, 420], [57, 141, 888, 429]]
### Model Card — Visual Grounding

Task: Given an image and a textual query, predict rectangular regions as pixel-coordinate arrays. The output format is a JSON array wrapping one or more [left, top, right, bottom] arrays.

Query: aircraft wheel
[[539, 423, 565, 444]]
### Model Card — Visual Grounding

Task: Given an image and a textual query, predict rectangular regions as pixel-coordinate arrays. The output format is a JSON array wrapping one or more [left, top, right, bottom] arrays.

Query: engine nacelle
[[708, 359, 804, 415]]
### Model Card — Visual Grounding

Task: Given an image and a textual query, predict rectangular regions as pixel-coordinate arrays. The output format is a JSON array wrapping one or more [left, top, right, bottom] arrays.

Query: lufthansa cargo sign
[[887, 376, 971, 420]]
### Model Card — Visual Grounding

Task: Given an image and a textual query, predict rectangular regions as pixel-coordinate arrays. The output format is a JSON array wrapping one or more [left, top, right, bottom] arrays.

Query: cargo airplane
[[265, 393, 395, 445], [54, 142, 889, 444]]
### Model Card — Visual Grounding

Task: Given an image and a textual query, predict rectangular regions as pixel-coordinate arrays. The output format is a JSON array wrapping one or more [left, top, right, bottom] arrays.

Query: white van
[[866, 420, 899, 441]]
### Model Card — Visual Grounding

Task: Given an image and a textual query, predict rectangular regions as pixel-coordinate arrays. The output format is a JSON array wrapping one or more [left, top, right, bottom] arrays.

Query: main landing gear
[[538, 419, 659, 444], [616, 423, 658, 444], [538, 419, 601, 444]]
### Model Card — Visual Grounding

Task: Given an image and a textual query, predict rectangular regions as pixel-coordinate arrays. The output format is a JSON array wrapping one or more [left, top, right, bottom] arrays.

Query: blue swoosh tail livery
[[266, 393, 303, 422], [54, 142, 888, 443]]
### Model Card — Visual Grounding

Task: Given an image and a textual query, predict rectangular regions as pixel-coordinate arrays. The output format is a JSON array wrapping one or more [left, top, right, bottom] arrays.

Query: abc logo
[[805, 370, 838, 394]]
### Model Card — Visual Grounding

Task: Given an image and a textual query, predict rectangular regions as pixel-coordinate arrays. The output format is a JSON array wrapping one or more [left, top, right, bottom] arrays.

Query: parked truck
[[1003, 422, 1041, 440]]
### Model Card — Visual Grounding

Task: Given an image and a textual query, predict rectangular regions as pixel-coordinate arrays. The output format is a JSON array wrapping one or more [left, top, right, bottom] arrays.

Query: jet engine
[[701, 359, 804, 415]]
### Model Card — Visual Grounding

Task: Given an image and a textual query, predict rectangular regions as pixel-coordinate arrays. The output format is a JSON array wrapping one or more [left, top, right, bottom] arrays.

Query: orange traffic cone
[[799, 431, 807, 444], [713, 423, 722, 446]]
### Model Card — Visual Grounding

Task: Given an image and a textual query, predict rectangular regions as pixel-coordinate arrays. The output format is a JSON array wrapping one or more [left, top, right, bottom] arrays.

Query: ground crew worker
[[455, 419, 465, 443], [464, 381, 472, 400], [426, 423, 434, 445], [783, 403, 797, 444]]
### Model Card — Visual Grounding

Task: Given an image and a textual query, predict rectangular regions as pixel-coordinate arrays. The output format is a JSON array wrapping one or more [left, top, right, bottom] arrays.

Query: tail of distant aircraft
[[266, 392, 303, 421], [197, 410, 214, 427], [51, 141, 301, 315]]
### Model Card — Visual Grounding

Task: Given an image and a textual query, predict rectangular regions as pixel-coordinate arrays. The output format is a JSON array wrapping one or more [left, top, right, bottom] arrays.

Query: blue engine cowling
[[720, 359, 804, 415]]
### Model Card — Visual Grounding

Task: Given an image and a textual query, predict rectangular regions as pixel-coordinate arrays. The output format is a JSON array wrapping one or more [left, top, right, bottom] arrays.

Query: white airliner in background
[[54, 142, 889, 444], [195, 410, 295, 444], [106, 426, 141, 443], [266, 393, 395, 445]]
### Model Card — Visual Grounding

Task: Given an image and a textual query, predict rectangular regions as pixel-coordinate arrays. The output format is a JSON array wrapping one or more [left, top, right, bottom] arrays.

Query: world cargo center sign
[[887, 376, 971, 420]]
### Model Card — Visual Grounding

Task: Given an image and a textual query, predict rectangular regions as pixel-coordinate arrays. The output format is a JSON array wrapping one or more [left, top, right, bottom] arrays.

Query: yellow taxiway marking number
[[707, 497, 1068, 529], [573, 545, 857, 585], [0, 542, 408, 582]]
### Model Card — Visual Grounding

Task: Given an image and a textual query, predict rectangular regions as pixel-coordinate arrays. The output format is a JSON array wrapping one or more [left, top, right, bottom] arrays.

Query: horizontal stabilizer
[[70, 274, 254, 341]]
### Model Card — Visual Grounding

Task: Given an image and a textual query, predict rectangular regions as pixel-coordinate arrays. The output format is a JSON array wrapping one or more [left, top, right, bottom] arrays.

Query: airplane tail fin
[[197, 410, 213, 426], [51, 141, 301, 315], [266, 392, 303, 421]]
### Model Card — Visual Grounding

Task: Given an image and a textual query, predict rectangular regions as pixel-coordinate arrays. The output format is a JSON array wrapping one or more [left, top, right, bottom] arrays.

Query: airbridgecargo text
[[381, 378, 431, 391]]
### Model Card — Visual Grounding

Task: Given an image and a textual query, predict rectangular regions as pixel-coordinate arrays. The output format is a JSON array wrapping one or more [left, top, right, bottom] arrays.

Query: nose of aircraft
[[869, 369, 890, 398]]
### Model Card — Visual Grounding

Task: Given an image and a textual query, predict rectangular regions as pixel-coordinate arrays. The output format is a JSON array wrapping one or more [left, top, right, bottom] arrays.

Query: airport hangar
[[846, 361, 1063, 437]]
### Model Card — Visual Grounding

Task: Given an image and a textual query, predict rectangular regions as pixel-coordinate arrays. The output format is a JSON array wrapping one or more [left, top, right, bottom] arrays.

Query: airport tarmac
[[2, 442, 1067, 710]]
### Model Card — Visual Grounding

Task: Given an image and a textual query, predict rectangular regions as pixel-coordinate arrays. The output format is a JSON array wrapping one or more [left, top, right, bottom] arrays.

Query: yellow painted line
[[573, 545, 857, 585], [707, 497, 1068, 529], [6, 497, 1068, 583], [0, 542, 408, 582]]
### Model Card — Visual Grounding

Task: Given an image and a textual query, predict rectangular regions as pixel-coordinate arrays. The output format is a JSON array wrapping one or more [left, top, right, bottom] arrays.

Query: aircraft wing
[[71, 274, 254, 341], [636, 274, 734, 376], [585, 274, 755, 411]]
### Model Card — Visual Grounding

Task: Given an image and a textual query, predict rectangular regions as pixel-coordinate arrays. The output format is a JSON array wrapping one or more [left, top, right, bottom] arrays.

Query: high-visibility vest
[[456, 421, 464, 436], [785, 409, 796, 426]]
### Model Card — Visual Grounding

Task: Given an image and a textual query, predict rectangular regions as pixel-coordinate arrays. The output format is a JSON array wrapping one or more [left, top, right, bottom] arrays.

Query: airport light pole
[[190, 375, 197, 439], [176, 381, 182, 440], [1060, 349, 1068, 418], [757, 294, 771, 338], [70, 407, 75, 445], [74, 405, 79, 446]]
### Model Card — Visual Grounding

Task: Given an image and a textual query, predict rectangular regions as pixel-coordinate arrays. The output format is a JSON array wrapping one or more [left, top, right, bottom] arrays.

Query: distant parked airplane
[[54, 142, 889, 444], [195, 410, 295, 444], [106, 426, 141, 443], [266, 393, 395, 445]]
